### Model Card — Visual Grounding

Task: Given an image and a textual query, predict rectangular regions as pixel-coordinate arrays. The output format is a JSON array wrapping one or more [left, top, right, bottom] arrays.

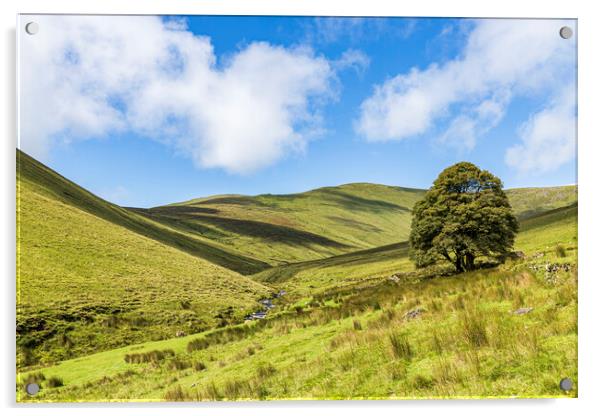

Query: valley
[[16, 150, 578, 400]]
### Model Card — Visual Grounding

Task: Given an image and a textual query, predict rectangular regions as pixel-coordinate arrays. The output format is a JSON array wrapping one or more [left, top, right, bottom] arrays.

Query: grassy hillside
[[507, 185, 577, 220], [16, 151, 577, 400], [253, 203, 578, 296], [137, 184, 576, 267], [17, 151, 272, 367], [19, 202, 577, 401], [515, 204, 577, 252], [253, 242, 412, 296], [17, 150, 270, 275], [135, 184, 425, 265]]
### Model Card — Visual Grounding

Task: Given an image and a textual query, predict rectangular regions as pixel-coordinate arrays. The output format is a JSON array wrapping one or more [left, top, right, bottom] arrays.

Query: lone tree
[[409, 162, 518, 273]]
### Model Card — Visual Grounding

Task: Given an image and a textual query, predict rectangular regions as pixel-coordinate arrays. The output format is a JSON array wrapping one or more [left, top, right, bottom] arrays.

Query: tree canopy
[[409, 162, 518, 272]]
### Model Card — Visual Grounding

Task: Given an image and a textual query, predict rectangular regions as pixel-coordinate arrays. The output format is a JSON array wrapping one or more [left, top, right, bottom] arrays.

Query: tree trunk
[[465, 252, 476, 271], [454, 255, 464, 273]]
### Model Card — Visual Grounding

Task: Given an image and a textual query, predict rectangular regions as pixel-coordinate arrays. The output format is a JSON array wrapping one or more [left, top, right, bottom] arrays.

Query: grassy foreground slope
[[17, 151, 271, 367], [139, 184, 576, 266], [20, 201, 577, 401]]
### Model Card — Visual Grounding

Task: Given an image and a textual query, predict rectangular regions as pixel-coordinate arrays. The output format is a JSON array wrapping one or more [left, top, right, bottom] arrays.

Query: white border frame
[[2, 1, 601, 415]]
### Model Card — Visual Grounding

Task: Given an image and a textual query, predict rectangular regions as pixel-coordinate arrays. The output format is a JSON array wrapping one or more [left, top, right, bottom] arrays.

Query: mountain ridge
[[159, 182, 574, 209]]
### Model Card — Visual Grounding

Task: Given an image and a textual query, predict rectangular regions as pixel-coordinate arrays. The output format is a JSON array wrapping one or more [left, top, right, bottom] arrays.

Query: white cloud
[[437, 116, 478, 151], [311, 17, 368, 43], [505, 87, 576, 174], [334, 49, 370, 75], [307, 17, 417, 44], [19, 16, 340, 174], [355, 19, 576, 168], [437, 90, 511, 151]]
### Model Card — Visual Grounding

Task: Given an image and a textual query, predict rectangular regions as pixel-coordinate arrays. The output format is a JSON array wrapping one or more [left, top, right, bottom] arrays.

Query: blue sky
[[19, 16, 577, 207]]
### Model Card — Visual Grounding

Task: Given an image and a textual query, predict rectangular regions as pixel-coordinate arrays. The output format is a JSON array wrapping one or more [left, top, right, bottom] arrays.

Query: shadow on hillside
[[197, 196, 271, 207], [17, 150, 271, 275], [148, 205, 220, 215], [222, 188, 413, 214], [143, 205, 350, 249], [517, 203, 577, 232], [185, 214, 350, 248], [258, 242, 410, 283], [317, 189, 410, 213], [131, 207, 228, 239], [326, 216, 383, 233]]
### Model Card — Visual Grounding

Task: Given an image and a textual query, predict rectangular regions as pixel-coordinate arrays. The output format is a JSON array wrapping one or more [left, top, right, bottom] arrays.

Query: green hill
[[135, 183, 425, 265], [137, 184, 576, 268], [17, 151, 269, 275], [506, 185, 577, 220], [17, 150, 272, 367]]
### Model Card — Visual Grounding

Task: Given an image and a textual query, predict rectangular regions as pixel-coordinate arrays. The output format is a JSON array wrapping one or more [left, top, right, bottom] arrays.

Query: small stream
[[244, 290, 286, 321]]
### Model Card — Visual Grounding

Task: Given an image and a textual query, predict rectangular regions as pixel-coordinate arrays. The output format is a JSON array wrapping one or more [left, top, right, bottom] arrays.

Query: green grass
[[252, 204, 577, 297], [17, 150, 270, 275], [17, 150, 272, 367], [135, 183, 576, 267], [253, 242, 413, 296], [20, 264, 577, 401], [16, 151, 577, 401], [135, 183, 425, 265], [506, 186, 577, 220], [18, 198, 577, 401], [515, 205, 577, 259]]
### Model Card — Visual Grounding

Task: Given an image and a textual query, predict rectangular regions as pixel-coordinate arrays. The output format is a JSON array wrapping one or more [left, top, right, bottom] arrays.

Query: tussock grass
[[193, 361, 207, 371], [124, 349, 175, 364], [164, 385, 188, 402], [23, 371, 45, 384], [167, 358, 191, 371], [555, 244, 567, 258], [223, 380, 252, 399], [461, 311, 489, 348], [46, 376, 64, 388], [199, 383, 222, 401], [431, 331, 444, 355], [187, 338, 210, 353], [433, 359, 460, 385], [256, 363, 277, 379], [26, 256, 577, 401], [389, 332, 413, 360], [186, 321, 271, 353], [411, 374, 434, 390]]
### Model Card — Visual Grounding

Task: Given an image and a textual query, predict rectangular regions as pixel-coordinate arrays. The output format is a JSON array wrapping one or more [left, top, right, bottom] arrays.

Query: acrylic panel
[[16, 14, 578, 402]]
